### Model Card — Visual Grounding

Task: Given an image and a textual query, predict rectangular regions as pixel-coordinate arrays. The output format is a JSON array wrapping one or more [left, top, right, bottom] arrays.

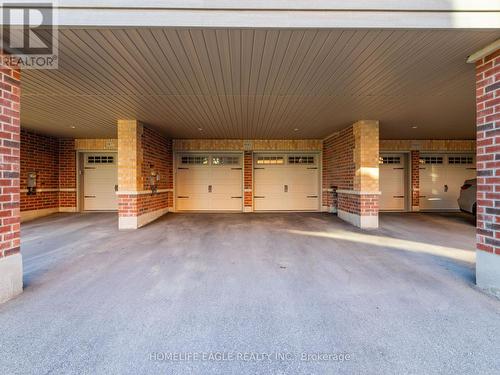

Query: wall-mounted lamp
[[27, 171, 37, 195], [149, 165, 160, 194]]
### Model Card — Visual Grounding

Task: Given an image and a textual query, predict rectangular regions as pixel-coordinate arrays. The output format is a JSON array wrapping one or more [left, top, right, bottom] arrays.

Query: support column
[[472, 41, 500, 294], [117, 120, 171, 229], [410, 150, 420, 211], [0, 64, 22, 303], [323, 120, 380, 229], [243, 151, 253, 212]]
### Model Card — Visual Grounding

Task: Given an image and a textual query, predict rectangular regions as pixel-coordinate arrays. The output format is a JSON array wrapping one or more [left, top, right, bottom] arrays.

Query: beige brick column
[[117, 120, 172, 230], [336, 120, 380, 229], [117, 120, 143, 192]]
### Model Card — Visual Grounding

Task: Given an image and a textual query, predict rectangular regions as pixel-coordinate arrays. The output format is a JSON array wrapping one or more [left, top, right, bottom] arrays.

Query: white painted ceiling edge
[[4, 0, 500, 28]]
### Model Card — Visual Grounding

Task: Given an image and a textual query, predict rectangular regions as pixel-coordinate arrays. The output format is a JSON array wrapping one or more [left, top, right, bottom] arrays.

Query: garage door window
[[288, 156, 315, 165], [256, 156, 284, 165], [181, 155, 208, 165], [448, 156, 474, 165], [212, 156, 240, 166], [379, 156, 401, 164], [87, 155, 114, 164], [420, 156, 443, 164]]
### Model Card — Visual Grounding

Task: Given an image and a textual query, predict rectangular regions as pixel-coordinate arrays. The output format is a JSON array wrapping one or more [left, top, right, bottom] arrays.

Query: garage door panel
[[379, 154, 406, 211], [176, 195, 210, 211], [176, 153, 242, 211], [254, 154, 319, 211], [420, 154, 476, 211], [84, 153, 118, 211]]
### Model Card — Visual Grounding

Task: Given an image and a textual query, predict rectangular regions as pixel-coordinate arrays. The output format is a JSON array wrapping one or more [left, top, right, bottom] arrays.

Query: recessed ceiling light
[[294, 128, 299, 132], [411, 125, 418, 129], [198, 127, 203, 131], [69, 125, 76, 129]]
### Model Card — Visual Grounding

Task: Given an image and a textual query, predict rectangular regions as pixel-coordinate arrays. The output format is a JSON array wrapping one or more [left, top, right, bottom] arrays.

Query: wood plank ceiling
[[21, 28, 500, 139]]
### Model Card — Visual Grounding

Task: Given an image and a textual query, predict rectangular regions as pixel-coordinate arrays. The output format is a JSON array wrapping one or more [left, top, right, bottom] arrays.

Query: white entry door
[[176, 154, 243, 211], [420, 154, 476, 210], [254, 154, 320, 211], [379, 154, 406, 211], [84, 153, 118, 211]]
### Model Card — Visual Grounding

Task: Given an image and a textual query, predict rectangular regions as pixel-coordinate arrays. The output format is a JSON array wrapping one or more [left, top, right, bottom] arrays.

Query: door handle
[[177, 196, 189, 199], [444, 184, 448, 192], [254, 196, 265, 198], [393, 195, 405, 198], [114, 184, 118, 192], [84, 195, 96, 198], [208, 185, 212, 193], [284, 184, 288, 193], [231, 196, 242, 199], [307, 195, 318, 198]]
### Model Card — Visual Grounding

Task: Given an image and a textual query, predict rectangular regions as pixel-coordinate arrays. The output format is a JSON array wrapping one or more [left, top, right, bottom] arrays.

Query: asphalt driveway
[[1, 212, 499, 374]]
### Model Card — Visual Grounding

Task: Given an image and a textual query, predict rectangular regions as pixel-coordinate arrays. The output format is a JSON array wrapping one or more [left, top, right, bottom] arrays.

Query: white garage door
[[84, 153, 118, 211], [420, 154, 476, 210], [176, 154, 243, 211], [379, 154, 406, 211], [254, 154, 320, 211]]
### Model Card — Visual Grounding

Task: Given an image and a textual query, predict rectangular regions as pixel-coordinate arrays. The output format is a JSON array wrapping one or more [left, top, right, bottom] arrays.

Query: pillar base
[[0, 254, 23, 304], [119, 207, 169, 230], [338, 210, 378, 229], [476, 250, 500, 296]]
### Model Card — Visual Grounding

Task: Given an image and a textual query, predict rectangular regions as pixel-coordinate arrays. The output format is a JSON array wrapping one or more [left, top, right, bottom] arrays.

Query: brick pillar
[[411, 150, 420, 211], [0, 64, 22, 303], [243, 151, 253, 212], [332, 120, 380, 229], [117, 120, 171, 229], [474, 46, 500, 293], [58, 139, 77, 212]]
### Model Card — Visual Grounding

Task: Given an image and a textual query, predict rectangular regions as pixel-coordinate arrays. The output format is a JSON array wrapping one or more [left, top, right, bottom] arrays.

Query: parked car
[[458, 178, 477, 216]]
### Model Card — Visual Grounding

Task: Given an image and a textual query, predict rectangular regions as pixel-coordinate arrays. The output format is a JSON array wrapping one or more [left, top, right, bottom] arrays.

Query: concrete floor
[[1, 212, 499, 374]]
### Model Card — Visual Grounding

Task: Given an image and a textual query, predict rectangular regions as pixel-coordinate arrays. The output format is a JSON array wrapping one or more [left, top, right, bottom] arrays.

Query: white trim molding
[[467, 39, 500, 63], [5, 1, 498, 29]]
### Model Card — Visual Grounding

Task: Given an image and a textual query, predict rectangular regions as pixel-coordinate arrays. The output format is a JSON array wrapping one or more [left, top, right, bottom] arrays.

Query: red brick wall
[[411, 150, 420, 209], [58, 139, 76, 208], [20, 130, 59, 211], [337, 193, 379, 216], [476, 49, 500, 256], [0, 66, 21, 258], [244, 151, 253, 208], [118, 192, 169, 217], [322, 126, 355, 208], [19, 131, 77, 212], [141, 126, 172, 191]]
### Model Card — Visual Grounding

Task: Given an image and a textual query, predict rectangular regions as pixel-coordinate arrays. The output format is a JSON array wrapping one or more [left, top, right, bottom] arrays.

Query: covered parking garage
[[0, 0, 499, 345]]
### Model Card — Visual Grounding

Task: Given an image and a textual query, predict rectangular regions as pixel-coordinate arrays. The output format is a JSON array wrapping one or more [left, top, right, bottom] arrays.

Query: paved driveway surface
[[0, 212, 499, 374]]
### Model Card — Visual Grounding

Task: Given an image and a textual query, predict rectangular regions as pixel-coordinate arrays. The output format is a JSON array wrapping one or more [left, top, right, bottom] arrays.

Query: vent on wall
[[87, 155, 114, 164]]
